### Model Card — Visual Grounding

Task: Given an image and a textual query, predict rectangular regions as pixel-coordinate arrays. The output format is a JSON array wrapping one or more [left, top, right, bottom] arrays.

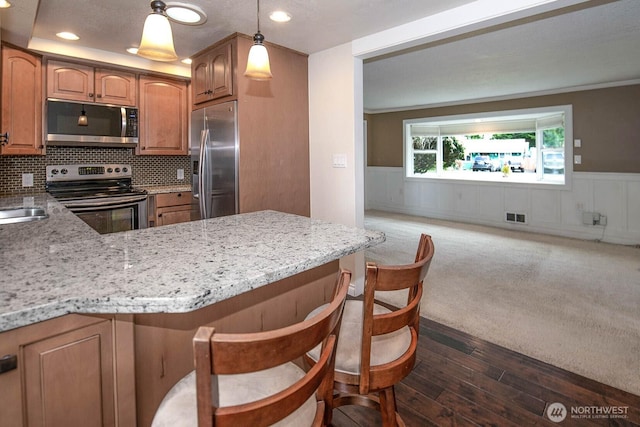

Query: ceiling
[[1, 0, 639, 112]]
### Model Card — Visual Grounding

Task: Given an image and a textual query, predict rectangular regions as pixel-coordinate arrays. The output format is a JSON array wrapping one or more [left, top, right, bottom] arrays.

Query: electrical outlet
[[177, 169, 184, 180], [22, 173, 34, 187]]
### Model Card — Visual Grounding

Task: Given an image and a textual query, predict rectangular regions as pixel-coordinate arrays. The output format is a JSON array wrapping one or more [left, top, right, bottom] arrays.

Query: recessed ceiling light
[[165, 2, 207, 25], [181, 58, 192, 65], [126, 47, 139, 55], [269, 11, 291, 23], [56, 32, 80, 41], [0, 0, 12, 9]]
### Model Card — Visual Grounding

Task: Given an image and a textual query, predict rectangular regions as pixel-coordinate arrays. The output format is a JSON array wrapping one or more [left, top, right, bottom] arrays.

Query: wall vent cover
[[506, 212, 527, 224]]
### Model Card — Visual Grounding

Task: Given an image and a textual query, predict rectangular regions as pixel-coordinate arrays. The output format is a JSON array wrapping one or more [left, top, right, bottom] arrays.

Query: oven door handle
[[64, 196, 147, 210], [68, 201, 143, 212]]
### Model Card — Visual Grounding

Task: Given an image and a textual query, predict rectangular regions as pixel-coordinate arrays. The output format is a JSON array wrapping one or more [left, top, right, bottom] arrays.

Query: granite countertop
[[137, 184, 192, 194], [0, 194, 384, 332]]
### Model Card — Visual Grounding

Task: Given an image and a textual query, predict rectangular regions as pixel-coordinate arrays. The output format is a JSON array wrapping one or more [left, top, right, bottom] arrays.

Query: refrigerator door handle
[[198, 129, 208, 218]]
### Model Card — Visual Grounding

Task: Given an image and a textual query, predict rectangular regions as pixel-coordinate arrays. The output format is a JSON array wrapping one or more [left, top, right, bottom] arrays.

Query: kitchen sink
[[0, 207, 48, 225]]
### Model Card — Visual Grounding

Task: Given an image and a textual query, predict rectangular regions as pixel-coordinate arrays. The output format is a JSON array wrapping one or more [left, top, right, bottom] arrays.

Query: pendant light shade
[[244, 0, 272, 80], [137, 1, 178, 62]]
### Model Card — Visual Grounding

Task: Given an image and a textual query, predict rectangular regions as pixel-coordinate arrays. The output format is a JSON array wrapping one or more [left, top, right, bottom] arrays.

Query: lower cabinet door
[[22, 320, 115, 427], [156, 205, 192, 226]]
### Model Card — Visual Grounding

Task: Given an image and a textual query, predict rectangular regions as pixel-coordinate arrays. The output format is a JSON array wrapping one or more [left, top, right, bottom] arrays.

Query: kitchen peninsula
[[0, 194, 384, 426]]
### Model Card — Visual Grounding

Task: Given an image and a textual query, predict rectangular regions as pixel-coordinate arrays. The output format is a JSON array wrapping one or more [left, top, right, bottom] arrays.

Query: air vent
[[506, 212, 527, 224]]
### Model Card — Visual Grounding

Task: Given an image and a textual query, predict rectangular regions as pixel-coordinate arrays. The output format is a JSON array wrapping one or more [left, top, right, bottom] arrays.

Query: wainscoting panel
[[366, 167, 640, 245], [628, 181, 640, 233]]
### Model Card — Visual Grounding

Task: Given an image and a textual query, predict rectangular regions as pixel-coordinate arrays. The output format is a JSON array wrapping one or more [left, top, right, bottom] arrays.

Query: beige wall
[[367, 84, 640, 173]]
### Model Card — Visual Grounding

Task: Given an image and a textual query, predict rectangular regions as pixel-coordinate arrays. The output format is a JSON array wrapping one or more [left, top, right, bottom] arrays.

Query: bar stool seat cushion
[[306, 300, 411, 375], [152, 363, 317, 427]]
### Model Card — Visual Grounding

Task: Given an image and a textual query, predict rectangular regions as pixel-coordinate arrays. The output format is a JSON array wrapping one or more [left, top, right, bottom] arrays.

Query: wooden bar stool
[[306, 234, 434, 426], [152, 269, 351, 427]]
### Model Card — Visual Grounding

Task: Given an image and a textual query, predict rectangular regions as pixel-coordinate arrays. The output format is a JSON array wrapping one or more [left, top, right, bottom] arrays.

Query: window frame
[[403, 105, 573, 189]]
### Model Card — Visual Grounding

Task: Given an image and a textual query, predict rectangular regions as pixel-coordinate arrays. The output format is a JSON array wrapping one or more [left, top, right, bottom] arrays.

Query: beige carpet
[[365, 210, 640, 397]]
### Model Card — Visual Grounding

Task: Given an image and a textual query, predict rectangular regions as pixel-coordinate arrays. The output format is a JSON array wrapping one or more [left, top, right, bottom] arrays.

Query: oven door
[[64, 196, 147, 234]]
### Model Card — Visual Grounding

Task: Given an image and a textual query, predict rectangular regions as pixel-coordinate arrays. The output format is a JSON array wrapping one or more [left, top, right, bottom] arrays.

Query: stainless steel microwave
[[46, 99, 138, 148]]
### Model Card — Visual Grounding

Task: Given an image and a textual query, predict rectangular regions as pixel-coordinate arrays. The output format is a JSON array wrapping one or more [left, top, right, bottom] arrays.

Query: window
[[404, 105, 572, 185]]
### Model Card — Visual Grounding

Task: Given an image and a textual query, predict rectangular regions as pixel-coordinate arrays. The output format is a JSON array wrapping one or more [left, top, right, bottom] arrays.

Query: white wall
[[308, 43, 365, 294], [366, 167, 640, 245]]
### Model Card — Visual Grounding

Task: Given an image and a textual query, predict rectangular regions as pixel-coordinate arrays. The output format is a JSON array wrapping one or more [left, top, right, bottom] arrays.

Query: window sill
[[405, 170, 569, 189]]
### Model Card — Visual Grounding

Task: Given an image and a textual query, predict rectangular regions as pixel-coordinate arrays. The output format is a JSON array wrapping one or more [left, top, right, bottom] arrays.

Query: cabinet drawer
[[156, 192, 192, 207]]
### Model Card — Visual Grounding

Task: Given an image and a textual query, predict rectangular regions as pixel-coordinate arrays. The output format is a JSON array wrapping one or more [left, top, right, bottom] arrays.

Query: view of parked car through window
[[405, 106, 570, 185]]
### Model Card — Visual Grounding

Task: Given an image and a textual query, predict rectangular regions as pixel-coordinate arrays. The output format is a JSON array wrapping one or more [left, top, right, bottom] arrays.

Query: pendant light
[[137, 1, 178, 62], [244, 0, 272, 80], [78, 105, 88, 126]]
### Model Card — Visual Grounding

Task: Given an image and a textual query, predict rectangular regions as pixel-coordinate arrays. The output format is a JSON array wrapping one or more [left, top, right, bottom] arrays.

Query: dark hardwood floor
[[331, 317, 640, 426]]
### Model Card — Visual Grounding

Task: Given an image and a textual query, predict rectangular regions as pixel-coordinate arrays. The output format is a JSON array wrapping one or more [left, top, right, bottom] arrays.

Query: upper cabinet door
[[47, 61, 94, 102], [138, 76, 188, 155], [47, 62, 136, 106], [1, 46, 43, 155], [192, 41, 233, 106], [95, 69, 137, 106]]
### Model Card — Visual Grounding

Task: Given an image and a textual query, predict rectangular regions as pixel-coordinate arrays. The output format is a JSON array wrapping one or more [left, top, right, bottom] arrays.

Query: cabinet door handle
[[97, 94, 102, 98], [0, 132, 8, 145], [177, 193, 182, 197], [88, 93, 94, 98], [0, 354, 17, 374]]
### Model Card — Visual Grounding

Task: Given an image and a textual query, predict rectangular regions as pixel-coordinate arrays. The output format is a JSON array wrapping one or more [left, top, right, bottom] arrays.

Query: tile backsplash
[[0, 146, 191, 195]]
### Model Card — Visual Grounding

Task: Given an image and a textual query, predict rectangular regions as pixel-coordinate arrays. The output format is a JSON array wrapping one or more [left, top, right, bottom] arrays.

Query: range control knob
[[51, 169, 59, 175], [60, 168, 68, 175], [122, 167, 128, 173], [107, 168, 113, 173], [115, 167, 121, 173]]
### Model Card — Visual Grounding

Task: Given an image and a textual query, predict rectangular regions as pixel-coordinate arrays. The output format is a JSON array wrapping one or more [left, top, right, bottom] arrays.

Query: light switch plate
[[332, 154, 347, 168], [177, 169, 184, 180], [574, 155, 582, 164], [574, 139, 581, 148]]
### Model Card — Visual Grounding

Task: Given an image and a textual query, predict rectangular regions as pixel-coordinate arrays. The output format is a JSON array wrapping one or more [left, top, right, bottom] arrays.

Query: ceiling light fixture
[[165, 2, 207, 25], [0, 1, 12, 9], [244, 0, 272, 81], [137, 0, 178, 62], [269, 11, 291, 23], [56, 32, 80, 41]]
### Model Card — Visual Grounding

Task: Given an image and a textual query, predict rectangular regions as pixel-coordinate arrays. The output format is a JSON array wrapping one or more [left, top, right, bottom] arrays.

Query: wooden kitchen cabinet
[[0, 314, 135, 427], [191, 41, 233, 106], [149, 191, 194, 226], [47, 60, 137, 106], [1, 44, 43, 155], [190, 34, 310, 217], [23, 320, 115, 426], [138, 75, 188, 155]]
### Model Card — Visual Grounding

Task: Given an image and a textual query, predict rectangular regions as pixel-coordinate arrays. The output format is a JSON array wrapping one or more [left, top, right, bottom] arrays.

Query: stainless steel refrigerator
[[191, 101, 239, 219]]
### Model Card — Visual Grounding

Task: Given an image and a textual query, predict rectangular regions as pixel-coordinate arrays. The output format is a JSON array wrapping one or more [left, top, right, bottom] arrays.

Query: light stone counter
[[137, 184, 192, 194], [0, 194, 384, 332]]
